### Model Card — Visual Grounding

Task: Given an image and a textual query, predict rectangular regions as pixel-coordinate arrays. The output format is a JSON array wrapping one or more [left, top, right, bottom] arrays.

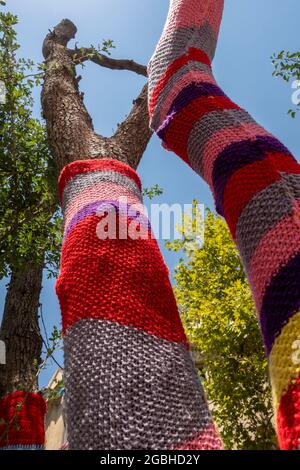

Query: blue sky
[[1, 0, 300, 387]]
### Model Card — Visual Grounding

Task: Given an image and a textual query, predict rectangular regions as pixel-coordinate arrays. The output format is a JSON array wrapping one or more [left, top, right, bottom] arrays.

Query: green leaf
[[168, 209, 277, 449]]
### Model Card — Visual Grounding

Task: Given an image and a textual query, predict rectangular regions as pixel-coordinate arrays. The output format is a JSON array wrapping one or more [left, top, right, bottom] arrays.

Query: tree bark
[[41, 19, 152, 171], [0, 264, 43, 398]]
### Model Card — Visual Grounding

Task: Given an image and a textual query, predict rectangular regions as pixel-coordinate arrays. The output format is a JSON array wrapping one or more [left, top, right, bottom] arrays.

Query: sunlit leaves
[[0, 11, 62, 278], [101, 39, 116, 56], [272, 50, 300, 117], [167, 209, 277, 449], [142, 184, 163, 200]]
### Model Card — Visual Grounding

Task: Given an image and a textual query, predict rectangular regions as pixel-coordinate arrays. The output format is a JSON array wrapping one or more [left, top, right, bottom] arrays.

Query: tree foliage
[[167, 208, 277, 449], [272, 50, 300, 118], [0, 9, 62, 278]]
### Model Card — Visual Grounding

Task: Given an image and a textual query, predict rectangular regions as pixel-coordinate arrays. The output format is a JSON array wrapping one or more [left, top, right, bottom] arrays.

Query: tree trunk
[[0, 263, 43, 399], [41, 20, 151, 171]]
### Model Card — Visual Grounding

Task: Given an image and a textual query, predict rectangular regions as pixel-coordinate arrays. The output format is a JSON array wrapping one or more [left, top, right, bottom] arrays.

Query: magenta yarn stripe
[[64, 200, 151, 240]]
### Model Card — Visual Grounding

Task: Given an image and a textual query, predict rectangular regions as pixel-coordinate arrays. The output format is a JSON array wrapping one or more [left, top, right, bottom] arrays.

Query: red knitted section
[[223, 158, 280, 237], [163, 96, 239, 161], [57, 158, 221, 449], [277, 377, 300, 450], [224, 151, 300, 237], [0, 391, 46, 448], [57, 214, 188, 345], [149, 47, 211, 115], [266, 152, 300, 173], [58, 158, 142, 203], [174, 424, 223, 450]]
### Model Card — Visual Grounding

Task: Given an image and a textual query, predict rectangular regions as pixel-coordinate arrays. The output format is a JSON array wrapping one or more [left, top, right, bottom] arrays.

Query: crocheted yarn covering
[[148, 0, 300, 450], [57, 158, 222, 450], [0, 391, 46, 449]]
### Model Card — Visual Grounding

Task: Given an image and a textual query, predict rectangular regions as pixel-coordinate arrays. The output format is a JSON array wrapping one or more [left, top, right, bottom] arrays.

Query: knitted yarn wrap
[[56, 158, 222, 450], [0, 391, 46, 450], [148, 0, 300, 450]]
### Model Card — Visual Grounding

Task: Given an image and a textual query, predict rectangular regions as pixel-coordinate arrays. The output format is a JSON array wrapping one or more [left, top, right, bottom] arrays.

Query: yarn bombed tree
[[40, 0, 300, 450], [39, 15, 222, 450], [148, 0, 300, 450], [2, 0, 298, 450]]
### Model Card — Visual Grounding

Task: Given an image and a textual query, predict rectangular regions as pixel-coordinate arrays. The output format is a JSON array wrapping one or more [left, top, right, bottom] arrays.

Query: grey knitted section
[[281, 172, 300, 199], [64, 318, 217, 450], [62, 170, 142, 214], [236, 175, 300, 270], [187, 109, 256, 179], [148, 23, 216, 96], [150, 60, 212, 130]]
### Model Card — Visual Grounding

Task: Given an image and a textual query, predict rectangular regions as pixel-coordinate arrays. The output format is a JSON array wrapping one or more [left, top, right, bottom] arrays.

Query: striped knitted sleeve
[[0, 391, 46, 449], [56, 158, 223, 450], [148, 0, 300, 450]]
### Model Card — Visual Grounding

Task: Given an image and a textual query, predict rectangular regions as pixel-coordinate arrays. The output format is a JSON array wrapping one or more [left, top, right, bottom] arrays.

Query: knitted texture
[[0, 391, 46, 449], [57, 158, 222, 450], [148, 0, 300, 450]]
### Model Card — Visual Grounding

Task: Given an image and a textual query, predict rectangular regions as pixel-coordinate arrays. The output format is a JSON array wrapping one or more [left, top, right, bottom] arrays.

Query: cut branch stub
[[68, 47, 147, 77], [43, 19, 77, 60]]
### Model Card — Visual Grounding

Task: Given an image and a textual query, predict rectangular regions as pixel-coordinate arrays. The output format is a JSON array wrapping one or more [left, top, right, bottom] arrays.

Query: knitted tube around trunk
[[56, 158, 223, 450], [0, 391, 46, 449], [148, 0, 300, 450]]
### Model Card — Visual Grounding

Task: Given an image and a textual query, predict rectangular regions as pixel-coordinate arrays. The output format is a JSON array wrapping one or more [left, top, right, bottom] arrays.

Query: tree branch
[[112, 83, 153, 168], [68, 47, 147, 77]]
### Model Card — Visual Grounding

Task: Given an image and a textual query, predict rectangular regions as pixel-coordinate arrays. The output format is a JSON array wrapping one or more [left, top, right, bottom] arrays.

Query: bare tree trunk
[[0, 263, 43, 399], [41, 19, 151, 171]]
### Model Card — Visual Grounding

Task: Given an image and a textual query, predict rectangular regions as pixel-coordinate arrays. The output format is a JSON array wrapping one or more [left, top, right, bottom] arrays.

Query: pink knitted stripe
[[174, 423, 223, 450], [249, 213, 300, 311], [58, 159, 142, 203], [162, 0, 224, 36], [149, 48, 211, 117], [158, 70, 217, 125], [64, 182, 142, 231], [202, 123, 272, 185]]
